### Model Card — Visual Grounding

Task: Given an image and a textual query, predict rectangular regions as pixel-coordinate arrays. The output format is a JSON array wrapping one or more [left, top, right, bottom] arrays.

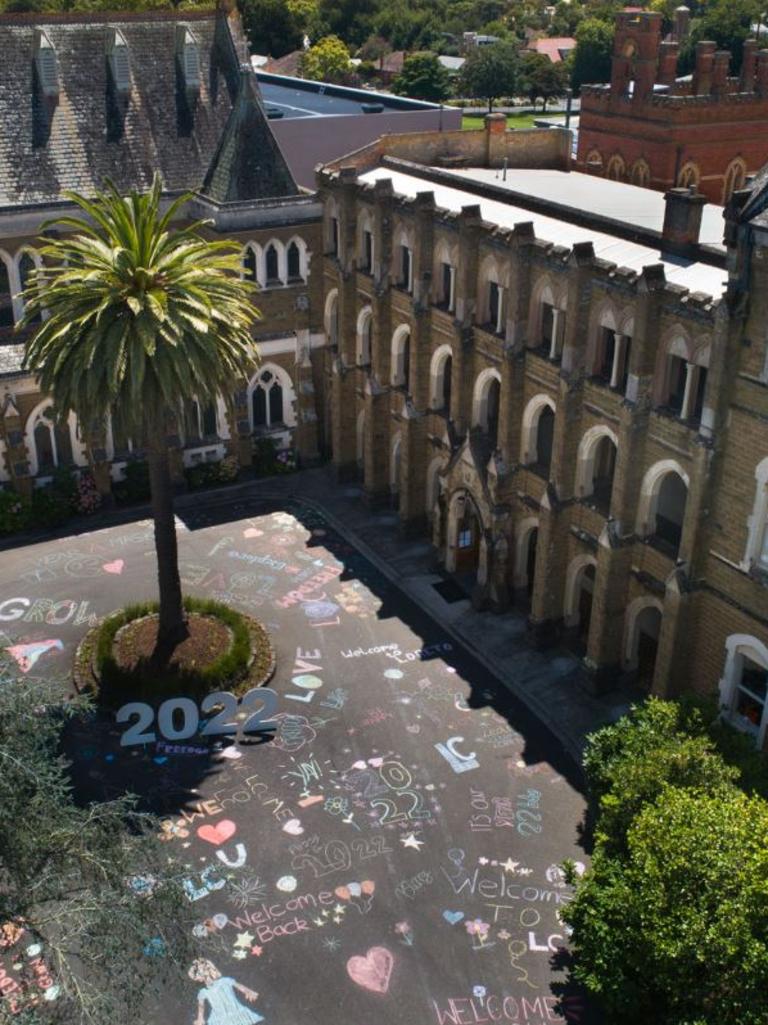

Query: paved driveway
[[0, 498, 591, 1025]]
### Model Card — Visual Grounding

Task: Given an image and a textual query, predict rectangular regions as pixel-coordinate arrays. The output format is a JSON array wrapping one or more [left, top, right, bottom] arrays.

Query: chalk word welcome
[[116, 688, 278, 747]]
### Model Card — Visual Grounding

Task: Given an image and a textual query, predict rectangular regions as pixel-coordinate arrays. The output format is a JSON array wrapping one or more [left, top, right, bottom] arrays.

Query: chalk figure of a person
[[188, 959, 264, 1025]]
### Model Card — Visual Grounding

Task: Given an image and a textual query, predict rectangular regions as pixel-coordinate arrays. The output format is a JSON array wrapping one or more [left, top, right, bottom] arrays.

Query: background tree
[[317, 0, 381, 49], [393, 51, 452, 101], [458, 41, 520, 111], [570, 16, 613, 92], [520, 51, 569, 109], [0, 678, 194, 1024], [299, 34, 351, 82], [22, 177, 259, 659], [239, 0, 303, 57], [680, 0, 760, 74]]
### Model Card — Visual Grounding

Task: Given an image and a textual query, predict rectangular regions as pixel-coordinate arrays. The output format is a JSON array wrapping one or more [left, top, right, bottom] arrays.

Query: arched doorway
[[565, 556, 597, 652], [633, 605, 662, 688], [449, 492, 483, 587], [654, 471, 688, 557]]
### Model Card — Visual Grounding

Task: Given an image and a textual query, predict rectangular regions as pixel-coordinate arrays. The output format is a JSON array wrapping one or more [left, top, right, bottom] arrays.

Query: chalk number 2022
[[116, 688, 278, 747]]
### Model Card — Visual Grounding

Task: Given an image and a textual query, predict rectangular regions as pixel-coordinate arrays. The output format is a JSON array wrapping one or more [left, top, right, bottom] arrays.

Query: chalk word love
[[285, 647, 325, 704], [116, 688, 278, 747]]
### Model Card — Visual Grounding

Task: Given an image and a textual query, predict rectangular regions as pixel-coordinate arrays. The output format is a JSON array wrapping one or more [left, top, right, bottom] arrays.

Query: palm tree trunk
[[146, 442, 188, 661]]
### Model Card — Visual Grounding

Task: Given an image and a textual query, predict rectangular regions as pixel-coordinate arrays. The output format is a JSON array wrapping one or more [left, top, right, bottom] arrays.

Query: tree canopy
[[393, 51, 451, 102], [458, 41, 520, 111], [570, 16, 613, 92], [519, 50, 569, 110], [299, 34, 351, 82]]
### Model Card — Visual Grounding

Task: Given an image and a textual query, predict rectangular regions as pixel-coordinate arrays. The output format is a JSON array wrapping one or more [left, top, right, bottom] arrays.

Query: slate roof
[[0, 8, 267, 207]]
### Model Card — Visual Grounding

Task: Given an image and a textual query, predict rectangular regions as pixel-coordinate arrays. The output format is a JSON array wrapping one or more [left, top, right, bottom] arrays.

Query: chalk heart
[[282, 818, 304, 836], [243, 528, 264, 538], [102, 559, 124, 575], [442, 910, 464, 926], [196, 820, 236, 846], [346, 947, 394, 995]]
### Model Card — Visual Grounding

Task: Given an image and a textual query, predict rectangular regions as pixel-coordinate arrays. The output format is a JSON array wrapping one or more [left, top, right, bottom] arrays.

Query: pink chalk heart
[[351, 760, 367, 770], [102, 559, 124, 575], [347, 947, 394, 994], [368, 757, 384, 768], [196, 820, 236, 846], [282, 818, 304, 836], [243, 528, 263, 538]]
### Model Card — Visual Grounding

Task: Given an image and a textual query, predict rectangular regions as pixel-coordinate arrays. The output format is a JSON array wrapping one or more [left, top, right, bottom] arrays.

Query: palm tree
[[22, 175, 260, 660]]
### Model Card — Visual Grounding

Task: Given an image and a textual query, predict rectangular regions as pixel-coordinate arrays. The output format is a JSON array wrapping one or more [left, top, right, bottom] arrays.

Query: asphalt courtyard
[[0, 497, 592, 1025]]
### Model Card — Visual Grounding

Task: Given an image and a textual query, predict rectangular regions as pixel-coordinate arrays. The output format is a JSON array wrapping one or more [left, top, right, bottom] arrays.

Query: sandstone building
[[318, 120, 768, 749], [0, 5, 766, 751], [576, 9, 768, 205]]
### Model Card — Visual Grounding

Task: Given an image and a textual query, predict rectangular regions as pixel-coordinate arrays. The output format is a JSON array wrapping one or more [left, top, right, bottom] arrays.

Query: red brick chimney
[[741, 39, 758, 92], [657, 41, 679, 86], [662, 187, 706, 250], [693, 41, 716, 95], [711, 51, 731, 96]]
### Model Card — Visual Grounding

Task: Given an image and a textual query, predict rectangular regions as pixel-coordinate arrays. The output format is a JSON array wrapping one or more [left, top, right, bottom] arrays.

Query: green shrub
[[113, 459, 150, 504], [95, 596, 252, 703], [0, 489, 32, 534], [30, 485, 72, 528], [184, 455, 239, 490]]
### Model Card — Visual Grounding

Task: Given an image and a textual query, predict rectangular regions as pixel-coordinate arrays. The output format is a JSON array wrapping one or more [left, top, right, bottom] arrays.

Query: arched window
[[357, 307, 373, 365], [185, 399, 218, 442], [473, 370, 501, 447], [577, 426, 618, 515], [564, 555, 597, 642], [29, 404, 73, 475], [430, 345, 453, 411], [677, 161, 700, 189], [532, 282, 566, 360], [722, 159, 747, 204], [251, 369, 285, 430], [265, 243, 280, 285], [0, 256, 13, 328], [584, 149, 603, 174], [625, 601, 662, 686], [521, 394, 556, 469], [630, 159, 650, 187], [391, 326, 411, 389], [606, 154, 625, 181], [719, 635, 768, 747], [358, 208, 374, 274], [17, 251, 41, 324], [287, 241, 302, 282], [243, 245, 259, 284], [535, 405, 555, 473], [324, 290, 339, 346], [661, 335, 709, 424], [653, 471, 688, 556]]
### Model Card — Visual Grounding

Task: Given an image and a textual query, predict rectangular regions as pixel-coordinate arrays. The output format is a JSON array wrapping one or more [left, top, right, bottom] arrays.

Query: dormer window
[[108, 30, 131, 94], [34, 30, 59, 98], [176, 25, 201, 93]]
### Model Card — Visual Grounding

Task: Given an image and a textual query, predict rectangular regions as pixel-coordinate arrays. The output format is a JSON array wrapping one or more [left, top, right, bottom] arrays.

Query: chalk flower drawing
[[188, 959, 264, 1025], [227, 877, 268, 909]]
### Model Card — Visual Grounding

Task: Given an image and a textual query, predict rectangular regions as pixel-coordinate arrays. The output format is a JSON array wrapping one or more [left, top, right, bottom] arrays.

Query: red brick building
[[576, 9, 768, 204]]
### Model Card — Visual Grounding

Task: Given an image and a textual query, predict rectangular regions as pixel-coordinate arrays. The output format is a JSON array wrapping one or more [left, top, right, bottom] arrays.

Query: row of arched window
[[0, 248, 43, 328], [585, 150, 748, 203], [241, 238, 308, 288]]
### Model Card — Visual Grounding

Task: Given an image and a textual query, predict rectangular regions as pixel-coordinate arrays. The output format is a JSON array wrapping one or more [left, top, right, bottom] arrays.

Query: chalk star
[[401, 833, 424, 851], [232, 949, 247, 960], [234, 931, 254, 949], [323, 937, 341, 952], [478, 857, 489, 866], [250, 946, 263, 957], [334, 904, 345, 914], [501, 859, 520, 874], [313, 917, 325, 927], [333, 914, 343, 923]]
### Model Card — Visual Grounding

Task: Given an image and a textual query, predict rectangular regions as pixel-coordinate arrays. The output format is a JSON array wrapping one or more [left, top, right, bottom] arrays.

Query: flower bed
[[74, 596, 275, 704]]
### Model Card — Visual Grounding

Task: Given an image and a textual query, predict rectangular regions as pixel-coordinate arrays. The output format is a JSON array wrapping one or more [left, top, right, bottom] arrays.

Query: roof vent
[[176, 25, 201, 93], [34, 30, 59, 98], [108, 29, 131, 94]]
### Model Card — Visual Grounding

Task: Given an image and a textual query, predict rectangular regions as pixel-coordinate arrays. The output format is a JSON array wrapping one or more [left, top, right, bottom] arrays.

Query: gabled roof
[[0, 8, 246, 208], [525, 37, 576, 63], [200, 65, 299, 204]]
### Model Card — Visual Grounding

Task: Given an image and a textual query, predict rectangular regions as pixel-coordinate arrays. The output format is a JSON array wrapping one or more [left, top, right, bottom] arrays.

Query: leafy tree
[[238, 0, 304, 57], [0, 678, 194, 1024], [22, 177, 259, 659], [286, 0, 322, 38], [318, 0, 381, 49], [563, 786, 768, 1025], [393, 51, 452, 101], [570, 16, 613, 92], [681, 0, 760, 74], [458, 41, 520, 111], [299, 34, 351, 82], [373, 2, 441, 52], [520, 51, 569, 110]]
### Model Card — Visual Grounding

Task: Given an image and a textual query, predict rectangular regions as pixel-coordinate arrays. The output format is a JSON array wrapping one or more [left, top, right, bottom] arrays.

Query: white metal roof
[[441, 167, 726, 249], [358, 166, 727, 298]]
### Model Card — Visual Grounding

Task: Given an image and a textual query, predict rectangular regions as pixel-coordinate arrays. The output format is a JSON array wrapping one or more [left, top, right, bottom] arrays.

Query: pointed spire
[[201, 65, 299, 204]]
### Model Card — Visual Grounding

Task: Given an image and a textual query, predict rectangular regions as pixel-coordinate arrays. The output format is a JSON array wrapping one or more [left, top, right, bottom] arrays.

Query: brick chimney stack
[[741, 40, 758, 92], [662, 187, 706, 250], [693, 41, 716, 95], [673, 5, 690, 42], [657, 41, 679, 86], [711, 51, 731, 96]]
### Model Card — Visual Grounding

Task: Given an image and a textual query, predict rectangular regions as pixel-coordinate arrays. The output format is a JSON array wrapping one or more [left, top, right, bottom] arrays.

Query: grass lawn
[[462, 111, 566, 130]]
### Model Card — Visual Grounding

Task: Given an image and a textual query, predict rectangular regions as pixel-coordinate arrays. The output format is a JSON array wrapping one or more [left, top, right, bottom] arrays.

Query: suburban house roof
[[525, 37, 576, 63]]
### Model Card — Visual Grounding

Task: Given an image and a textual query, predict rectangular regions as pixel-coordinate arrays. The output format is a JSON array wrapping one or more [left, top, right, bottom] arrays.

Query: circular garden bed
[[74, 596, 275, 704]]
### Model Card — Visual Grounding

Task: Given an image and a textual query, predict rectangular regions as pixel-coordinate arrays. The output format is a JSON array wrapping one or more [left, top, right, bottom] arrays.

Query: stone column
[[293, 329, 320, 465], [528, 486, 568, 646], [452, 205, 482, 438]]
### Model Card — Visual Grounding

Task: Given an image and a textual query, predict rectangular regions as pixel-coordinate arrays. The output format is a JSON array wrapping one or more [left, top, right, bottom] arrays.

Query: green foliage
[[0, 489, 32, 535], [566, 697, 768, 1025], [393, 51, 451, 102], [680, 0, 760, 74], [571, 16, 613, 93], [94, 596, 252, 703], [0, 677, 194, 1024], [299, 34, 351, 82], [458, 41, 520, 110], [184, 455, 239, 490], [0, 0, 209, 10], [239, 0, 304, 57], [564, 787, 768, 1025], [318, 0, 382, 49], [113, 460, 151, 504], [29, 486, 71, 529], [519, 51, 569, 110], [252, 437, 297, 476]]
